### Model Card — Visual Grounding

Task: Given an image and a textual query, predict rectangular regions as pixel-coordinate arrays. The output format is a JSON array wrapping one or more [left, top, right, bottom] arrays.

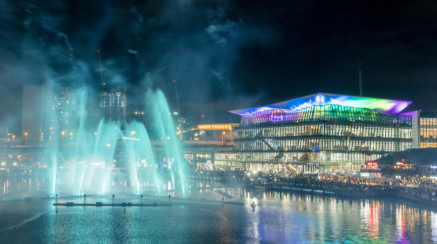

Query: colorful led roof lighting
[[229, 93, 412, 115]]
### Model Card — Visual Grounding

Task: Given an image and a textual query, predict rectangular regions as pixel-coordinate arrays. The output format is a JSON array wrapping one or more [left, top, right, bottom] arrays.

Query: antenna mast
[[358, 60, 362, 96], [98, 50, 105, 86], [174, 80, 181, 118]]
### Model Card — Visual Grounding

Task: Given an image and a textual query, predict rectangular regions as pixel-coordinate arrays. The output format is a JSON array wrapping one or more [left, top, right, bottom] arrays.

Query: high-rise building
[[48, 87, 77, 142], [22, 85, 44, 142], [402, 111, 437, 149], [0, 126, 8, 142], [131, 111, 146, 125], [100, 86, 126, 125]]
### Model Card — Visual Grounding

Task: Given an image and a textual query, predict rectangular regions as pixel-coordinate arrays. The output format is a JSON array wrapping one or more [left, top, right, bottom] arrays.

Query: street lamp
[[12, 135, 15, 142], [140, 194, 143, 205], [55, 194, 58, 204], [61, 131, 65, 146], [24, 132, 28, 146], [112, 194, 115, 205], [222, 131, 226, 145]]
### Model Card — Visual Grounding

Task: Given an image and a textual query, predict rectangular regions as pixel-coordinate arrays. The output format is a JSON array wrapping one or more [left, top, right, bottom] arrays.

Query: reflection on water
[[360, 200, 380, 239], [211, 188, 437, 243], [0, 170, 211, 199], [0, 170, 51, 196], [2, 173, 437, 242]]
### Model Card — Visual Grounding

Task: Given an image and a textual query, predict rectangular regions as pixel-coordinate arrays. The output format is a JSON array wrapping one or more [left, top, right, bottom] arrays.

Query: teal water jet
[[149, 89, 187, 197], [45, 86, 188, 198], [129, 121, 162, 196]]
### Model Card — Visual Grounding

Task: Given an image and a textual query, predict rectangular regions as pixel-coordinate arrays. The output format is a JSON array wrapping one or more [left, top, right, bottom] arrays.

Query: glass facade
[[420, 111, 437, 148], [230, 105, 412, 166], [100, 86, 126, 125], [51, 87, 77, 141]]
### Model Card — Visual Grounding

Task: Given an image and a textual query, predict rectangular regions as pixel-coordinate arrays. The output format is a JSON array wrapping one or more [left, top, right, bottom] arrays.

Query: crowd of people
[[188, 169, 437, 202], [268, 175, 396, 194], [287, 174, 437, 202]]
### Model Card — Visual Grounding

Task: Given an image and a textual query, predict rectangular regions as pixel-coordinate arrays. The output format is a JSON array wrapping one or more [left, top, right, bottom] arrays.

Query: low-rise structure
[[216, 93, 413, 174]]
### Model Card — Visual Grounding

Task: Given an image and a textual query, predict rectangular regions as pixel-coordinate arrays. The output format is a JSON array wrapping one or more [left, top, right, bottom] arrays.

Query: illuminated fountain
[[147, 90, 187, 197], [47, 88, 187, 198]]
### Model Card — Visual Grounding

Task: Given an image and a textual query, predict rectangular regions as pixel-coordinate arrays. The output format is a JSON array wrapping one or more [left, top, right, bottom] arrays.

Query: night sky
[[1, 0, 436, 134]]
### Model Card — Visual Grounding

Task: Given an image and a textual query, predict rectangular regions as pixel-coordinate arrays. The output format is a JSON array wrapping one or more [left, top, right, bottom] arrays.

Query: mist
[[0, 0, 274, 135]]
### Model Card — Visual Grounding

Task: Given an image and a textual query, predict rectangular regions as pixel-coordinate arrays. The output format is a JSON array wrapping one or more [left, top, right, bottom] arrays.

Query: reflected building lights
[[431, 211, 437, 242], [396, 206, 405, 241]]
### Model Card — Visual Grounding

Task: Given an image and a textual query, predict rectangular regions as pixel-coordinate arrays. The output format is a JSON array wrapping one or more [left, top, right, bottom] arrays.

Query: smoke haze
[[0, 0, 274, 134], [1, 0, 437, 134]]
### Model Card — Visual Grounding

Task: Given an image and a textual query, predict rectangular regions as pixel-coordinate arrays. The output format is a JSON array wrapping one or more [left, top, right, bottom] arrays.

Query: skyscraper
[[131, 111, 146, 125], [22, 86, 44, 142], [100, 86, 126, 125], [48, 87, 77, 142]]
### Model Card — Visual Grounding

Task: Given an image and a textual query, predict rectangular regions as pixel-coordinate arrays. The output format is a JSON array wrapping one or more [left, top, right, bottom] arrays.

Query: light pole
[[24, 132, 28, 146], [84, 194, 87, 204], [12, 135, 15, 142], [55, 194, 58, 203], [131, 131, 136, 139], [140, 194, 143, 205], [112, 194, 115, 205], [61, 131, 65, 147], [222, 131, 226, 145]]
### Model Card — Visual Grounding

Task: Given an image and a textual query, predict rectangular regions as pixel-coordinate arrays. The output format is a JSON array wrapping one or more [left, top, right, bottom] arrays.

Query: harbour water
[[1, 176, 437, 243]]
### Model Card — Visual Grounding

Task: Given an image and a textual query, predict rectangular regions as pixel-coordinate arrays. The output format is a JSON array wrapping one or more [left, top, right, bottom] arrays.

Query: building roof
[[375, 148, 437, 166], [229, 93, 412, 116]]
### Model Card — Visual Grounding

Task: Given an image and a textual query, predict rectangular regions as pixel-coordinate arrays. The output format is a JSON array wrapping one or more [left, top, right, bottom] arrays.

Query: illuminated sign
[[229, 93, 411, 115], [197, 124, 238, 131], [396, 162, 404, 165], [361, 172, 382, 178], [366, 161, 378, 166]]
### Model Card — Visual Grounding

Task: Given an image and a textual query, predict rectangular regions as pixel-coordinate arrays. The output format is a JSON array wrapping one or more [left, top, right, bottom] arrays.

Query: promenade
[[188, 170, 437, 205]]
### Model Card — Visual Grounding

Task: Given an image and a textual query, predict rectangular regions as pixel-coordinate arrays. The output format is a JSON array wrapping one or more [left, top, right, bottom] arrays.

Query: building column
[[194, 153, 197, 171], [211, 150, 215, 171]]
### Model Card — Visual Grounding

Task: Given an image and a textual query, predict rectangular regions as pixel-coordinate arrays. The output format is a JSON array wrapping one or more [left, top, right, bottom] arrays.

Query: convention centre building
[[215, 93, 414, 174]]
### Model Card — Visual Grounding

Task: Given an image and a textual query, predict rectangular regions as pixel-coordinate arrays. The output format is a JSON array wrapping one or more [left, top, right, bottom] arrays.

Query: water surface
[[1, 187, 437, 243]]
